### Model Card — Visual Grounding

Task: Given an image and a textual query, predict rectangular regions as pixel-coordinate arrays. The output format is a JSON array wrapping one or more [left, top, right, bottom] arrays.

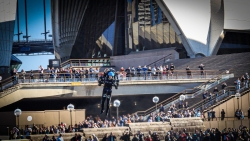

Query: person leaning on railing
[[11, 68, 18, 84], [20, 69, 26, 83]]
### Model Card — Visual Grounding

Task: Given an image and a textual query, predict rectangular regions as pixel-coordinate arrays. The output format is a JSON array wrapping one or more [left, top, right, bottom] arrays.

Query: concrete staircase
[[82, 127, 128, 139], [165, 52, 250, 78], [27, 118, 204, 141], [27, 118, 203, 141], [137, 52, 250, 117]]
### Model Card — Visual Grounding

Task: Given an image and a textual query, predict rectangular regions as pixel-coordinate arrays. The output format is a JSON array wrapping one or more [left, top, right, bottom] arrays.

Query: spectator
[[186, 133, 193, 141], [148, 117, 153, 122], [245, 72, 249, 88], [125, 67, 131, 80], [138, 116, 144, 122], [207, 110, 211, 121], [213, 87, 219, 97], [203, 91, 207, 102], [211, 109, 216, 121], [198, 64, 205, 78], [196, 110, 201, 117], [239, 109, 244, 119], [131, 66, 135, 78], [170, 63, 175, 78], [71, 133, 78, 141], [43, 134, 50, 141], [159, 104, 164, 113], [11, 68, 18, 84], [52, 136, 56, 141], [57, 134, 64, 141], [87, 135, 93, 141], [142, 65, 148, 80], [102, 133, 108, 141], [20, 69, 26, 83], [154, 113, 161, 122], [93, 134, 99, 141], [119, 117, 124, 127], [147, 66, 152, 80], [221, 82, 227, 94], [184, 101, 189, 108], [179, 131, 186, 141], [120, 130, 130, 141], [186, 66, 191, 79], [137, 130, 144, 141], [235, 78, 241, 90], [132, 135, 139, 141], [235, 109, 240, 120], [30, 70, 34, 82], [136, 66, 142, 79], [39, 65, 44, 81], [165, 132, 171, 141], [108, 132, 116, 141], [95, 68, 99, 81], [152, 67, 156, 80], [240, 75, 245, 88], [208, 92, 213, 105], [221, 109, 225, 120]]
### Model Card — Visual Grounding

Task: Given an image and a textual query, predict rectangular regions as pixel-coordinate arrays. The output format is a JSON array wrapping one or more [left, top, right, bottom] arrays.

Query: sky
[[13, 0, 55, 71]]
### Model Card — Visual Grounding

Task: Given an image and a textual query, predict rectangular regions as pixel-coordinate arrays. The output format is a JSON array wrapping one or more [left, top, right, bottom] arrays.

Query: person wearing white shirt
[[57, 134, 64, 141]]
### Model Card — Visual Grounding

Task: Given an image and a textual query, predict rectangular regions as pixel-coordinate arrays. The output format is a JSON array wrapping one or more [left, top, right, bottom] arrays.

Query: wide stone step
[[30, 132, 84, 141], [128, 122, 170, 126], [82, 127, 129, 138], [82, 127, 129, 132]]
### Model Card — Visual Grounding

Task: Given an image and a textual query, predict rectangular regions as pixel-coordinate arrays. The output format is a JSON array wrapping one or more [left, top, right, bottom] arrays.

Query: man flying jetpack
[[98, 68, 119, 116]]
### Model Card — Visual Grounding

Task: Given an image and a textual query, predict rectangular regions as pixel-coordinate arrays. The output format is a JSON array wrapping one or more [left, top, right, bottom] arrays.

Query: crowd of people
[[12, 125, 250, 141], [162, 126, 250, 141], [5, 63, 250, 141], [8, 63, 211, 84]]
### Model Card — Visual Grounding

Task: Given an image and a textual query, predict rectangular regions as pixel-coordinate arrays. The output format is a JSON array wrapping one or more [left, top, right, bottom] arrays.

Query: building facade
[[0, 0, 17, 73]]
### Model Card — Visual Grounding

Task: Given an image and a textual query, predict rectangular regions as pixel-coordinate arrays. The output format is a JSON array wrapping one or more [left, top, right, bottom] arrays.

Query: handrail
[[146, 53, 172, 67], [177, 86, 236, 113], [0, 70, 219, 93], [203, 87, 250, 113], [133, 69, 232, 117], [60, 58, 111, 68]]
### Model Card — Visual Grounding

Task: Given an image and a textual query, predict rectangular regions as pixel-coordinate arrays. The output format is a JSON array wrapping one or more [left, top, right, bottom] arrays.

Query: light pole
[[152, 96, 159, 113], [235, 92, 241, 110], [14, 108, 22, 129], [113, 99, 121, 120], [179, 94, 186, 102], [180, 94, 186, 109], [67, 104, 74, 126]]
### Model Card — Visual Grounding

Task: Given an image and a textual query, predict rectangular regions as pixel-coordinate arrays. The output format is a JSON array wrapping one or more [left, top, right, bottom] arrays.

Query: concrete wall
[[0, 81, 202, 108], [110, 48, 179, 70], [14, 109, 85, 127], [204, 91, 250, 120]]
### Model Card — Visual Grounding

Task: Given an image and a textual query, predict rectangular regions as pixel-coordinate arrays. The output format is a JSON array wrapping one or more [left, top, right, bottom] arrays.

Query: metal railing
[[0, 70, 221, 98], [177, 86, 236, 114], [146, 53, 172, 67], [13, 39, 53, 43], [60, 58, 111, 68], [133, 70, 233, 119], [203, 87, 250, 114]]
